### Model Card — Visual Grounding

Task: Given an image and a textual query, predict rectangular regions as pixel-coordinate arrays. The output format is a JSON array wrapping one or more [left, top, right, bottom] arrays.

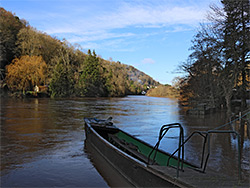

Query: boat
[[84, 117, 247, 187]]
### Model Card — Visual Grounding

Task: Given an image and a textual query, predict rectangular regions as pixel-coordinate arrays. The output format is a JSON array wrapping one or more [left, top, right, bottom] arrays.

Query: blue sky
[[1, 0, 218, 84]]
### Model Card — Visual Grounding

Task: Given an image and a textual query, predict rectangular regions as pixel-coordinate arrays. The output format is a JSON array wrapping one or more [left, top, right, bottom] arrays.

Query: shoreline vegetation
[[146, 85, 179, 98]]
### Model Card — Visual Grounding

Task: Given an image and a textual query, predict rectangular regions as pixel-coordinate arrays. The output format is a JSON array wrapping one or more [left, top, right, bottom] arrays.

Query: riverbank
[[0, 89, 49, 98]]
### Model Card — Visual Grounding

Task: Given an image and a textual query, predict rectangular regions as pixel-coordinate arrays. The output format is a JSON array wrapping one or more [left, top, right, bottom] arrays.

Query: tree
[[183, 22, 224, 107], [101, 60, 128, 96], [179, 0, 250, 113], [78, 50, 106, 97], [6, 55, 47, 93], [16, 26, 62, 68], [49, 44, 75, 98], [221, 0, 250, 110], [0, 8, 26, 70], [49, 62, 74, 98]]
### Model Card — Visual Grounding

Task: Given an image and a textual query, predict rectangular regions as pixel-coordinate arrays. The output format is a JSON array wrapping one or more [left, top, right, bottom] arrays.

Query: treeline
[[0, 8, 159, 97], [177, 0, 250, 112]]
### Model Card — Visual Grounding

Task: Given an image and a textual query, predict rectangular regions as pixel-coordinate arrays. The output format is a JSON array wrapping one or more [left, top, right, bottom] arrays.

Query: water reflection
[[180, 111, 250, 180], [1, 96, 249, 187]]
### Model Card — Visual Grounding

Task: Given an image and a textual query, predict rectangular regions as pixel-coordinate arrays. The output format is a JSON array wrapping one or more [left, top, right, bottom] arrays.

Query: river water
[[1, 96, 249, 187]]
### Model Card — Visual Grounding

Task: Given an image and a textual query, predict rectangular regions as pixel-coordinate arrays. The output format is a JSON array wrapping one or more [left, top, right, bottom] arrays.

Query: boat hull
[[84, 121, 186, 187], [84, 118, 249, 188]]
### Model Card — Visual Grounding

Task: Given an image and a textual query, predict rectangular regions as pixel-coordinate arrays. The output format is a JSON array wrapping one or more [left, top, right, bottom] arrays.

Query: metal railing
[[168, 130, 242, 180], [148, 123, 242, 181], [147, 123, 184, 178]]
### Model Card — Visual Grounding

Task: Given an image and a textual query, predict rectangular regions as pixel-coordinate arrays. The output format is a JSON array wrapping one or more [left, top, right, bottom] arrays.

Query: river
[[1, 96, 249, 187]]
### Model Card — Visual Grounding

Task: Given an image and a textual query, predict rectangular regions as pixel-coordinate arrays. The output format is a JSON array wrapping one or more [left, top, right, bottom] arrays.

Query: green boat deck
[[111, 131, 190, 168]]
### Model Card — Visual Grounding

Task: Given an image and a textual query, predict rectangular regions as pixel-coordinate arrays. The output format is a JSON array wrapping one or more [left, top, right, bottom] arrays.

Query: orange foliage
[[6, 55, 47, 92]]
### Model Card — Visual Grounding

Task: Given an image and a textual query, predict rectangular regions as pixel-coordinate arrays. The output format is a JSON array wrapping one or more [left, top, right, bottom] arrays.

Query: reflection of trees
[[1, 98, 83, 172], [230, 117, 250, 180], [0, 97, 123, 173], [230, 117, 250, 141], [179, 111, 249, 179], [1, 98, 50, 172], [1, 99, 40, 171]]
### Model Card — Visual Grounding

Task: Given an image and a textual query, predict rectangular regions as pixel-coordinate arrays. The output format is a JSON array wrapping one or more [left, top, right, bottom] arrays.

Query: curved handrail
[[147, 123, 184, 178], [166, 129, 242, 181], [147, 122, 242, 181]]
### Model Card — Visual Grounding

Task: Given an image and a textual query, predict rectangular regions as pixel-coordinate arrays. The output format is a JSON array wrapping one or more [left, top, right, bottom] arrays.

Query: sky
[[1, 0, 218, 84]]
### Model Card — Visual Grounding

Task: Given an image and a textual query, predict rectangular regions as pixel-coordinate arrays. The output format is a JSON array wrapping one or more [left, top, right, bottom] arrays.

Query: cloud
[[105, 4, 205, 28], [44, 1, 206, 35], [165, 26, 193, 33], [25, 0, 208, 51], [66, 31, 135, 43], [142, 58, 155, 64]]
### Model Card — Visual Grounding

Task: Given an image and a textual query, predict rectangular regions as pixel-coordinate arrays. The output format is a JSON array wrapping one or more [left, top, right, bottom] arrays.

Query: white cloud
[[26, 0, 208, 51], [44, 1, 207, 36], [66, 31, 135, 43], [142, 58, 155, 64]]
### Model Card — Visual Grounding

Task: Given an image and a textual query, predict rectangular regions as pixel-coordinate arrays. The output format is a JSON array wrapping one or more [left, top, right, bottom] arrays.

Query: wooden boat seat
[[108, 134, 157, 165]]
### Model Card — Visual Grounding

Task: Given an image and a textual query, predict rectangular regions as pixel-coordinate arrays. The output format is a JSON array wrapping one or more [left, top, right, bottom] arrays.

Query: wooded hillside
[[0, 8, 159, 97]]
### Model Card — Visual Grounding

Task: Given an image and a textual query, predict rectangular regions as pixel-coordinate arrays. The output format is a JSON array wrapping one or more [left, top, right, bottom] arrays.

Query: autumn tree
[[6, 55, 47, 93]]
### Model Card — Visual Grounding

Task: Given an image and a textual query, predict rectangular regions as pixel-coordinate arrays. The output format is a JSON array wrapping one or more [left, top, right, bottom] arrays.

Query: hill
[[0, 8, 160, 97]]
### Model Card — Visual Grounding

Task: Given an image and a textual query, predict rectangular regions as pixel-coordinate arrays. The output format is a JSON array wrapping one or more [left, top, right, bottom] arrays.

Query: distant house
[[34, 85, 39, 92], [34, 85, 48, 93]]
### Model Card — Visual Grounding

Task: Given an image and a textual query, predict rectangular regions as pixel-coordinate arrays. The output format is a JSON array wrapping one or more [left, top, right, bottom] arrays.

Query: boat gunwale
[[84, 119, 194, 187], [85, 118, 198, 168], [85, 120, 147, 168]]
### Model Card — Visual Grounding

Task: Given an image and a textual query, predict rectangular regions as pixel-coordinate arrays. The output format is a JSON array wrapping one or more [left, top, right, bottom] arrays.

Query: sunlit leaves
[[146, 85, 179, 98], [6, 55, 47, 92]]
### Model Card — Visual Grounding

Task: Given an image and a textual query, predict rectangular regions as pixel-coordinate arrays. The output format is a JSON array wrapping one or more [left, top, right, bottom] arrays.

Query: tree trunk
[[240, 2, 248, 111], [241, 69, 247, 111], [225, 93, 232, 116]]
